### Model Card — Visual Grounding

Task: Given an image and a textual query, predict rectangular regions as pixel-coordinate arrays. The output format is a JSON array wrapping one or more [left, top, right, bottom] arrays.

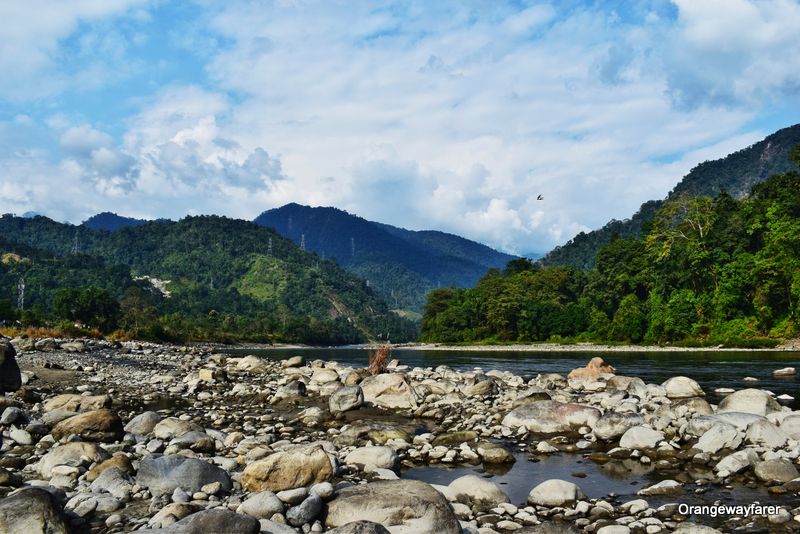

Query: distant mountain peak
[[82, 212, 150, 232], [255, 203, 517, 312]]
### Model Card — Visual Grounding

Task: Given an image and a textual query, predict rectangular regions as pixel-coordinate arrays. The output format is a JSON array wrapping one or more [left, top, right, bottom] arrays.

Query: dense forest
[[543, 123, 800, 269], [255, 203, 516, 313], [0, 215, 417, 344], [421, 148, 800, 347]]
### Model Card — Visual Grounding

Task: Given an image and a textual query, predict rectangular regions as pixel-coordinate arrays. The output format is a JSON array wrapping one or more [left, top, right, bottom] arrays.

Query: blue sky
[[1, 0, 800, 253]]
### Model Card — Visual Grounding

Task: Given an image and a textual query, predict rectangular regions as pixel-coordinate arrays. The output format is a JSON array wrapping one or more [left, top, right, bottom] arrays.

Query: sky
[[1, 0, 800, 255]]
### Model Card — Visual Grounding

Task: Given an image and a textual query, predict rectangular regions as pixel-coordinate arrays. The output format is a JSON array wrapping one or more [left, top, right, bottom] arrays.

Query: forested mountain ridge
[[254, 203, 516, 313], [543, 124, 800, 269], [0, 214, 417, 344], [422, 149, 800, 347]]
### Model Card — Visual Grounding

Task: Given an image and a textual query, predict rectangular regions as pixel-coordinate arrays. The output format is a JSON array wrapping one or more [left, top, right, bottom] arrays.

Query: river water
[[220, 346, 800, 516]]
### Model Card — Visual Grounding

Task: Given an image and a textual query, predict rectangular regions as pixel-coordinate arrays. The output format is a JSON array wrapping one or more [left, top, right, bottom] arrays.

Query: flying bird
[[536, 194, 544, 200]]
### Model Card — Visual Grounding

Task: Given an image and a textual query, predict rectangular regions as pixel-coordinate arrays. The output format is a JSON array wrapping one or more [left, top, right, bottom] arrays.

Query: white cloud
[[1, 1, 798, 255], [0, 0, 149, 100]]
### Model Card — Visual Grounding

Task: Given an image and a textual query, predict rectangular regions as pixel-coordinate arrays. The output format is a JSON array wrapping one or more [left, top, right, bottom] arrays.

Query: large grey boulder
[[0, 339, 22, 393], [38, 441, 112, 478], [330, 385, 364, 413], [527, 479, 585, 507], [593, 412, 645, 441], [745, 419, 788, 448], [139, 508, 260, 533], [238, 491, 284, 519], [619, 426, 664, 449], [694, 422, 742, 454], [662, 376, 704, 399], [0, 487, 71, 534], [325, 480, 461, 534], [136, 456, 231, 496], [345, 446, 398, 471], [448, 474, 508, 510], [124, 411, 162, 435], [754, 459, 799, 483], [360, 373, 420, 410], [43, 394, 111, 413], [718, 389, 781, 416], [502, 400, 601, 433]]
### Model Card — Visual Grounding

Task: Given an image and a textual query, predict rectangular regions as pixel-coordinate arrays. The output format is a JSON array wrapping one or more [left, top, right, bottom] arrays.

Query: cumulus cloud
[[1, 1, 798, 254]]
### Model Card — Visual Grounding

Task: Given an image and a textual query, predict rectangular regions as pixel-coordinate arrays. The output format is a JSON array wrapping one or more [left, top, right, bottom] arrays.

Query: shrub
[[367, 344, 392, 375]]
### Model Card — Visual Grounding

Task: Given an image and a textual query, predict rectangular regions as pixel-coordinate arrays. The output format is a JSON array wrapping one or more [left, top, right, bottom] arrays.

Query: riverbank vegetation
[[421, 151, 800, 348]]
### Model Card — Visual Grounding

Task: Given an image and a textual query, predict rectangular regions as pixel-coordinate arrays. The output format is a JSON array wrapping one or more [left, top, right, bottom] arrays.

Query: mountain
[[542, 124, 800, 269], [254, 204, 517, 313], [82, 212, 151, 231], [0, 213, 417, 344]]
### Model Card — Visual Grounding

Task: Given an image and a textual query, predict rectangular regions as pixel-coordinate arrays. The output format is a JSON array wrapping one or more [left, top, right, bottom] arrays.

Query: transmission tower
[[300, 234, 306, 251], [351, 237, 355, 258], [17, 277, 25, 310], [267, 237, 273, 256]]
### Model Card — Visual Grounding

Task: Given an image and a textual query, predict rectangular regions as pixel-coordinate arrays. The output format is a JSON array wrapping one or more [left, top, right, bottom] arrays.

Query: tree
[[609, 294, 646, 342], [53, 287, 121, 332]]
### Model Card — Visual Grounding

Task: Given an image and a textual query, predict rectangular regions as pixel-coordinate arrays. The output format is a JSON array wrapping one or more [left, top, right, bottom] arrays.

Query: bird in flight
[[536, 194, 544, 200]]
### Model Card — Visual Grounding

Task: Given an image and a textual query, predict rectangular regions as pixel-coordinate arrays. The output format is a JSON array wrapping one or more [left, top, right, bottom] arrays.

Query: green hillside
[[422, 151, 800, 347], [0, 215, 417, 344], [255, 204, 516, 312], [543, 124, 800, 269]]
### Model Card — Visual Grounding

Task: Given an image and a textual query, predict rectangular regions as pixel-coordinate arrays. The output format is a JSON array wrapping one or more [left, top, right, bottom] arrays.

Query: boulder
[[124, 411, 162, 435], [90, 466, 134, 501], [662, 376, 704, 399], [345, 446, 398, 471], [715, 449, 759, 476], [637, 480, 685, 496], [694, 422, 742, 454], [330, 385, 364, 413], [0, 340, 22, 393], [241, 444, 334, 492], [0, 487, 70, 534], [528, 479, 585, 507], [773, 367, 796, 376], [779, 414, 800, 441], [51, 409, 124, 442], [567, 357, 615, 380], [360, 373, 420, 410], [87, 453, 134, 482], [238, 491, 284, 519], [718, 389, 781, 416], [502, 400, 601, 433], [593, 412, 645, 441], [43, 394, 111, 413], [312, 368, 340, 384], [517, 521, 581, 534], [34, 337, 57, 351], [152, 417, 203, 440], [275, 380, 307, 400], [286, 493, 323, 526], [143, 508, 260, 534], [619, 426, 664, 449], [281, 355, 304, 368], [328, 521, 391, 534], [754, 459, 799, 483], [448, 474, 509, 509], [136, 455, 232, 496], [236, 355, 269, 372], [38, 441, 111, 478], [745, 419, 788, 449], [475, 441, 515, 464], [325, 479, 461, 534]]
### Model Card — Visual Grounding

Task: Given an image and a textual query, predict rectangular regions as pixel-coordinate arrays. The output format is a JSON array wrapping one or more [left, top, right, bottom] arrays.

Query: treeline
[[421, 151, 800, 347], [0, 216, 418, 344]]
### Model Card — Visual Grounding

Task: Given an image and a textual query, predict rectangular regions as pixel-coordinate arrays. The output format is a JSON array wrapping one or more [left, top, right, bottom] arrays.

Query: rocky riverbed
[[1, 336, 800, 533]]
